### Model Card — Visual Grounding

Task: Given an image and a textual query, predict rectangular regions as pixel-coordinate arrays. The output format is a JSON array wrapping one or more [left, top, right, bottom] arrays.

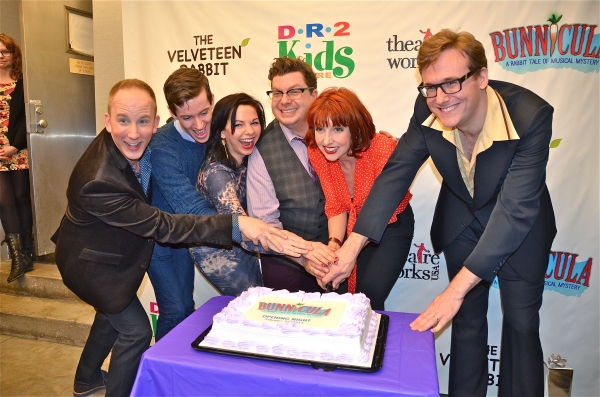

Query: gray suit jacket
[[53, 129, 232, 313], [256, 120, 328, 268], [354, 80, 556, 283]]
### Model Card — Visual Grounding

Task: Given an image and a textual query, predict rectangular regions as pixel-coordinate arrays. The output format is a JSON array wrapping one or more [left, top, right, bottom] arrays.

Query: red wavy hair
[[0, 34, 23, 80], [306, 87, 375, 158]]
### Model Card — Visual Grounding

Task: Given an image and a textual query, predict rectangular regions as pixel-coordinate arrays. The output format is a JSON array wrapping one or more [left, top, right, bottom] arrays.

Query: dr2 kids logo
[[490, 13, 599, 74], [277, 22, 354, 78]]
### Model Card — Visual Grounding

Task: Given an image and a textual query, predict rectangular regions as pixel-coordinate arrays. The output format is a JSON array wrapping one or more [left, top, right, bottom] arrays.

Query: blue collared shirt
[[130, 147, 152, 196]]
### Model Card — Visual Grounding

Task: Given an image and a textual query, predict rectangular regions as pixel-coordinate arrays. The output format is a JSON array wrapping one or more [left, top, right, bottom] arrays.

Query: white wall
[[92, 0, 124, 133]]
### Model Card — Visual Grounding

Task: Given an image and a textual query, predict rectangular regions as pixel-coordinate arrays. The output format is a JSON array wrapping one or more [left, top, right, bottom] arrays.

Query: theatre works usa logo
[[400, 242, 440, 281], [386, 28, 432, 70], [489, 13, 599, 73]]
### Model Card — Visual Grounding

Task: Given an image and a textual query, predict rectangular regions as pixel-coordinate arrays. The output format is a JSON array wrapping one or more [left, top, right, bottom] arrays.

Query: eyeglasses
[[267, 87, 314, 100], [0, 50, 13, 57], [417, 68, 480, 98]]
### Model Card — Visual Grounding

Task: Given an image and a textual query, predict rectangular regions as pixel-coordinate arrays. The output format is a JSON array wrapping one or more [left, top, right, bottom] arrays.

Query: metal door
[[20, 0, 96, 256]]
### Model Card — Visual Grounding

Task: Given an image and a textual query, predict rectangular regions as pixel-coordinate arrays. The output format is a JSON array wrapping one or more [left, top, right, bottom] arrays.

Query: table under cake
[[131, 296, 439, 396]]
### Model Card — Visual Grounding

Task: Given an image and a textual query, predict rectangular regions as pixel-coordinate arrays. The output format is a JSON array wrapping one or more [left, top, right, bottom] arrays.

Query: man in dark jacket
[[53, 79, 309, 397], [329, 30, 556, 396]]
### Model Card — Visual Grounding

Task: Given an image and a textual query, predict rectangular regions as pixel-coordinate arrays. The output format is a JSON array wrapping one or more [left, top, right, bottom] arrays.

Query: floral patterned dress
[[189, 155, 263, 296], [0, 81, 28, 171]]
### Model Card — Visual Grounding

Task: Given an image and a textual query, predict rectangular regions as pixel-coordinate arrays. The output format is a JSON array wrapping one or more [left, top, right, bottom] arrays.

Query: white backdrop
[[123, 2, 599, 395]]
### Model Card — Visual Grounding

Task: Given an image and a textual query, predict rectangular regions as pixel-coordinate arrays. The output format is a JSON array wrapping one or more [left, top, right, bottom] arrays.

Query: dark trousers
[[147, 242, 195, 341], [0, 169, 32, 234], [261, 256, 321, 293], [444, 218, 545, 397], [337, 205, 414, 310], [75, 297, 152, 397]]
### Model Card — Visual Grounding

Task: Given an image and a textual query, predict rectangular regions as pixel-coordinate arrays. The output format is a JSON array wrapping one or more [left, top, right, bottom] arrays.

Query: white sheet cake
[[201, 287, 380, 366]]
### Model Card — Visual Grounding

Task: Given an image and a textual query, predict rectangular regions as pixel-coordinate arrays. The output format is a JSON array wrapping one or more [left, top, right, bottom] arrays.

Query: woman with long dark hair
[[189, 93, 265, 295], [0, 33, 34, 283]]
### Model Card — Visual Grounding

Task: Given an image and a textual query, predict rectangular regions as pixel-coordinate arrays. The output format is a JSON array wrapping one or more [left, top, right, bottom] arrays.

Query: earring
[[221, 139, 228, 159]]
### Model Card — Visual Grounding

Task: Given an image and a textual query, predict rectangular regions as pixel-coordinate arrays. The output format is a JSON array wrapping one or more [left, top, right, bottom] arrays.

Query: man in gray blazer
[[247, 57, 335, 292], [328, 30, 556, 396], [53, 79, 309, 397]]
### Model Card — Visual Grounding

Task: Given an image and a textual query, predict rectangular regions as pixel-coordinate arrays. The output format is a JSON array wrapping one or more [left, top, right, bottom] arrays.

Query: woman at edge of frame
[[0, 33, 34, 283]]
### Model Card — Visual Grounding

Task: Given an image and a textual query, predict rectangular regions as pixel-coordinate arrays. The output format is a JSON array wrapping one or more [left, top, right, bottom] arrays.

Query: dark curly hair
[[268, 57, 317, 90]]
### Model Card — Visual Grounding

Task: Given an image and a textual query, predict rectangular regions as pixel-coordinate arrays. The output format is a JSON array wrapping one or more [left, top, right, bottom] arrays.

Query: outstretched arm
[[302, 212, 343, 271], [237, 216, 311, 257], [321, 232, 369, 289], [410, 267, 481, 332], [304, 212, 346, 286]]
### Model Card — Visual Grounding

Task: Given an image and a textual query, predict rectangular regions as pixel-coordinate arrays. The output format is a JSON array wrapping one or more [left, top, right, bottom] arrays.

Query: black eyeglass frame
[[0, 50, 13, 57], [266, 87, 314, 100], [417, 67, 481, 98]]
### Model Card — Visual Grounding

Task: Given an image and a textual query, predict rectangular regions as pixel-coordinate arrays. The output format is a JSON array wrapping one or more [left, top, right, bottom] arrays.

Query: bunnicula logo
[[491, 251, 592, 295], [166, 34, 250, 76], [490, 14, 599, 73], [277, 22, 355, 79], [399, 242, 440, 281], [258, 302, 331, 317], [545, 251, 593, 297]]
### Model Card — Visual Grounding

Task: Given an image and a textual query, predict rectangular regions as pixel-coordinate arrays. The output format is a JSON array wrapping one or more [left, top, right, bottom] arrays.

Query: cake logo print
[[490, 13, 599, 74], [386, 28, 430, 70], [166, 34, 250, 76], [544, 251, 593, 297], [277, 22, 354, 78], [258, 301, 331, 317], [400, 242, 440, 281]]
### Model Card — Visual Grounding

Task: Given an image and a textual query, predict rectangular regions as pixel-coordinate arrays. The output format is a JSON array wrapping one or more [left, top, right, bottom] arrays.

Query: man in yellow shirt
[[330, 29, 556, 397]]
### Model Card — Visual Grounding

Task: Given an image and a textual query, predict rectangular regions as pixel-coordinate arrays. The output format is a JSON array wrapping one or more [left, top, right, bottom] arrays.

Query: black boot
[[3, 234, 31, 283], [21, 229, 36, 267]]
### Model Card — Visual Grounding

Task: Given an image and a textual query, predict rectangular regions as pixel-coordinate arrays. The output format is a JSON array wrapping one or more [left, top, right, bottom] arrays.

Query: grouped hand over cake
[[200, 287, 380, 366]]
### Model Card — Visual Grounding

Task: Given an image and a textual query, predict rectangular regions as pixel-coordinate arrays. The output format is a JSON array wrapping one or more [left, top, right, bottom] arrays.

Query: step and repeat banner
[[122, 2, 599, 395]]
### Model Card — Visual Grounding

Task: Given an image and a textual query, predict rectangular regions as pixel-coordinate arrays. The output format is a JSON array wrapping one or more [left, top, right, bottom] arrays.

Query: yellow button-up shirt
[[422, 87, 519, 197]]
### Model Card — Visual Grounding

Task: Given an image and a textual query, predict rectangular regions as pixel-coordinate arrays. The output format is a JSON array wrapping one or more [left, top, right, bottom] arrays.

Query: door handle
[[26, 100, 47, 133]]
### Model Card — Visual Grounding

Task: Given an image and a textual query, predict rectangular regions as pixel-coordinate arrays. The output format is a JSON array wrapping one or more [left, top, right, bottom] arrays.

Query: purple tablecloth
[[131, 296, 439, 396]]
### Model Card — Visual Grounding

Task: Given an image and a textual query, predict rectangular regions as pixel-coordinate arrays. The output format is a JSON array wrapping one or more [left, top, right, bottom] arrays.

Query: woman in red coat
[[305, 87, 414, 310]]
